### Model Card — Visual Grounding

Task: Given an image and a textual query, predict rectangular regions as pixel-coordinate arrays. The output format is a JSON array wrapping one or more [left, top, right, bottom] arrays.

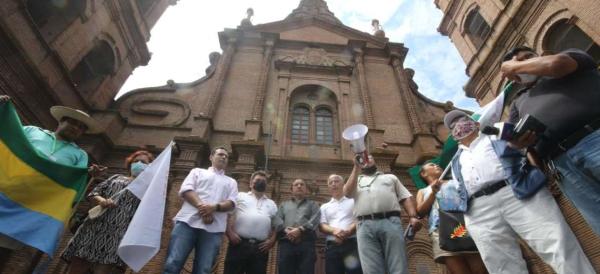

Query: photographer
[[502, 46, 600, 235]]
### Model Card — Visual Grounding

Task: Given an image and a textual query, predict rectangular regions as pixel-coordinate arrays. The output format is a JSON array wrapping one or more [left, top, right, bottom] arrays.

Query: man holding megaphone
[[342, 124, 421, 274]]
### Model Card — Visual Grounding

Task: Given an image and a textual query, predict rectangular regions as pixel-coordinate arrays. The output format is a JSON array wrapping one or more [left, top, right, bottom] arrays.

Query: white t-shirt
[[320, 196, 356, 241], [233, 192, 277, 241]]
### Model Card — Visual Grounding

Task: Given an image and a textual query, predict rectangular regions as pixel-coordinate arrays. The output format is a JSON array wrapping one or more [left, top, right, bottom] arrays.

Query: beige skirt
[[430, 230, 479, 263]]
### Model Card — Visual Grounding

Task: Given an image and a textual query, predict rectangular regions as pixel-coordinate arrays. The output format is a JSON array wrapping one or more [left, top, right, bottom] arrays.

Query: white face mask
[[517, 73, 539, 84]]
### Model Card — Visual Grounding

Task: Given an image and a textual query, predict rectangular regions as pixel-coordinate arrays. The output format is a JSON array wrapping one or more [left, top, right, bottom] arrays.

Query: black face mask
[[253, 179, 267, 192], [361, 165, 377, 175]]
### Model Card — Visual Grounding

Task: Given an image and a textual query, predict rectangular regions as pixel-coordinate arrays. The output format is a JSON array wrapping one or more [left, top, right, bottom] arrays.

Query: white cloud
[[118, 0, 477, 110]]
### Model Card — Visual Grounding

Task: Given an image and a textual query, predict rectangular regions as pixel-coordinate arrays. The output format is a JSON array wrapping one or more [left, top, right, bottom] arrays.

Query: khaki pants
[[465, 186, 593, 274]]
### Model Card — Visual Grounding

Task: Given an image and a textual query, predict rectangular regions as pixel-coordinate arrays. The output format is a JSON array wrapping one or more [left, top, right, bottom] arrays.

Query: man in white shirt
[[224, 170, 277, 274], [444, 110, 593, 274], [319, 174, 362, 274], [163, 147, 238, 274]]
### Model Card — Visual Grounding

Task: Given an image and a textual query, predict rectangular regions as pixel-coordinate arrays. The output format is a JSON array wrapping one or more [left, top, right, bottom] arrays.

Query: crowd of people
[[0, 45, 599, 274]]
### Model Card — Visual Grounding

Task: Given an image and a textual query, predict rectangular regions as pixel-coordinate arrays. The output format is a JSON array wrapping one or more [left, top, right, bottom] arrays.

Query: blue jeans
[[356, 216, 408, 274], [554, 129, 600, 236], [163, 221, 223, 274]]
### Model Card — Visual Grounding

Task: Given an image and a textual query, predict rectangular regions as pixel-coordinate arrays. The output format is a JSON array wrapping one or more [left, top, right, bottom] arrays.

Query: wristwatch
[[216, 203, 221, 212]]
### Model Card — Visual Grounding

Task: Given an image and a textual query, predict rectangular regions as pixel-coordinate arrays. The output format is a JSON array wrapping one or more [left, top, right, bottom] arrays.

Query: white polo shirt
[[320, 196, 356, 241], [174, 167, 238, 233], [233, 192, 278, 241]]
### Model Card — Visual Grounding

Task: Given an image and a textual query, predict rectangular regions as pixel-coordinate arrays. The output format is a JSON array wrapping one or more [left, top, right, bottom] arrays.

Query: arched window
[[315, 108, 334, 145], [291, 106, 310, 144], [288, 85, 338, 146], [70, 41, 115, 93], [464, 8, 491, 49], [544, 20, 600, 63], [26, 0, 86, 40]]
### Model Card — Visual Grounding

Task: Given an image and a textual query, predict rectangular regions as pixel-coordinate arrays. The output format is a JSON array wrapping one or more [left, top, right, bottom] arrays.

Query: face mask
[[517, 73, 539, 84], [130, 161, 148, 177], [253, 179, 267, 192], [451, 118, 477, 140], [361, 165, 378, 175]]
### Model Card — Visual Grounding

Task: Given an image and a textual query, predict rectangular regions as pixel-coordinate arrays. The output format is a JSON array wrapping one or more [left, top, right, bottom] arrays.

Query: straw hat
[[50, 106, 102, 134]]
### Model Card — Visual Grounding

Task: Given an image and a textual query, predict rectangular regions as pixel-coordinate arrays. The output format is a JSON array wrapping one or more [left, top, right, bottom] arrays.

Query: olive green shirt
[[352, 172, 412, 217]]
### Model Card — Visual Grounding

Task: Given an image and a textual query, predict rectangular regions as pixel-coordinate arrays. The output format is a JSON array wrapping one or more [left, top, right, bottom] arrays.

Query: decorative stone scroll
[[275, 47, 352, 75], [126, 97, 191, 127], [278, 47, 349, 67]]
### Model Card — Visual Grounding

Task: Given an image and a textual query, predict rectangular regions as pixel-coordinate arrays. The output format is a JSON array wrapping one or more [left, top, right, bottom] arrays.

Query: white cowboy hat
[[50, 106, 102, 134]]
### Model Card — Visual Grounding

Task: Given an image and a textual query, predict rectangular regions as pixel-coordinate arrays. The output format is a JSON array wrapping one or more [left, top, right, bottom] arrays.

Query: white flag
[[473, 81, 514, 127], [117, 142, 173, 272]]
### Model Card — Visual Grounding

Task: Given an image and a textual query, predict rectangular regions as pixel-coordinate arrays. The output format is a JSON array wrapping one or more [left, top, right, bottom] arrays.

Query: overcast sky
[[118, 0, 478, 110]]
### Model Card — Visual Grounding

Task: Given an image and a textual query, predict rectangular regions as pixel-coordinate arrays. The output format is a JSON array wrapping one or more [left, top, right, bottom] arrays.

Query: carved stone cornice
[[437, 0, 459, 36]]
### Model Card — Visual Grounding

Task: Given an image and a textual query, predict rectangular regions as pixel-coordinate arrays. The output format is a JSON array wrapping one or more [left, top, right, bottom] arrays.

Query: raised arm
[[344, 161, 360, 198], [416, 189, 432, 218], [501, 53, 578, 81], [416, 180, 442, 217]]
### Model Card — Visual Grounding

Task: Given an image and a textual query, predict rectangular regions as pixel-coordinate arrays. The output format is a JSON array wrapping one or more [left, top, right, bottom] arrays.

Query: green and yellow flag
[[0, 102, 88, 255]]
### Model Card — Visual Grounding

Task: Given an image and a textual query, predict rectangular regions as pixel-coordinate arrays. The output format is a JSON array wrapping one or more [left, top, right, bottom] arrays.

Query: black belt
[[548, 119, 600, 159], [470, 180, 509, 200], [326, 237, 357, 246], [357, 211, 401, 221], [240, 237, 264, 245]]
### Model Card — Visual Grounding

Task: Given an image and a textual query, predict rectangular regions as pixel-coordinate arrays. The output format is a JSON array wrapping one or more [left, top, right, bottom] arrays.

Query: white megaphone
[[342, 124, 370, 166]]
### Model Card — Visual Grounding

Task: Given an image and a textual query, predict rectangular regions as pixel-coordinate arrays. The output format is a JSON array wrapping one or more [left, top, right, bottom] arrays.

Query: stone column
[[205, 31, 238, 118], [251, 35, 277, 121], [349, 41, 375, 128], [274, 64, 292, 157], [388, 48, 439, 163], [245, 35, 277, 142], [231, 140, 264, 192], [389, 53, 423, 133]]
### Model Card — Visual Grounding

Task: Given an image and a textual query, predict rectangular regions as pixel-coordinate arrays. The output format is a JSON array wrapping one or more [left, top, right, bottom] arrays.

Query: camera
[[481, 114, 546, 141]]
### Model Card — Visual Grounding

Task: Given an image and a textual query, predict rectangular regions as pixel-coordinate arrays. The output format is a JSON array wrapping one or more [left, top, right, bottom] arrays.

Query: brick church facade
[[435, 0, 600, 273], [1, 0, 599, 273]]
